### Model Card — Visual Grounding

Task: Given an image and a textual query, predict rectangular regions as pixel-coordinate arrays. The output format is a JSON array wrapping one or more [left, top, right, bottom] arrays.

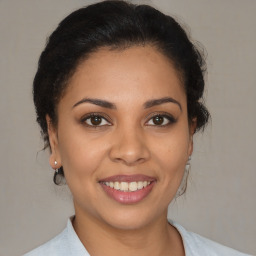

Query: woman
[[24, 1, 250, 255]]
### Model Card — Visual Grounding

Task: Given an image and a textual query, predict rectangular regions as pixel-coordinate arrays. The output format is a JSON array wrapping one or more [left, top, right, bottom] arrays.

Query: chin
[[97, 205, 167, 231]]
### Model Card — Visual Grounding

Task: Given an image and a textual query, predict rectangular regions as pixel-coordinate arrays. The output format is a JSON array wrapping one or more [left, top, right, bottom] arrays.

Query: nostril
[[108, 132, 151, 165], [111, 155, 148, 166]]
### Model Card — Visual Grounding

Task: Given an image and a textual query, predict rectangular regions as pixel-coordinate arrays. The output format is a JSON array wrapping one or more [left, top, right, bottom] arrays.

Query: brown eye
[[83, 114, 111, 127], [152, 116, 164, 125], [91, 116, 102, 125], [146, 114, 176, 126]]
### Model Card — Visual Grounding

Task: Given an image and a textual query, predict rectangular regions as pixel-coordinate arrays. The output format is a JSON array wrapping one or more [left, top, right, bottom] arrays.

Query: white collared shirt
[[24, 218, 251, 256]]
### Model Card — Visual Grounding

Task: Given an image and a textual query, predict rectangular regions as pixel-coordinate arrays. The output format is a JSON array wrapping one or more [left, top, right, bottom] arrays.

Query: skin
[[47, 45, 196, 256]]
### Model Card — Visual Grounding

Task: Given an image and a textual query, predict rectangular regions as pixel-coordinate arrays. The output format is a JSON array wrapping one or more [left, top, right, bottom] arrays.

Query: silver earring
[[185, 156, 191, 173], [54, 160, 59, 174], [176, 156, 191, 198]]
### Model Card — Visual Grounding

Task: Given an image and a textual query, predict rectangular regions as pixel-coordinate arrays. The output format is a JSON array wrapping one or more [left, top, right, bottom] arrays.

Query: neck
[[72, 208, 184, 256]]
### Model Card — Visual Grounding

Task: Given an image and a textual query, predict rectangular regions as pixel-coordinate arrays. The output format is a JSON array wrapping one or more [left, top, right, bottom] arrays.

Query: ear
[[188, 118, 197, 156], [46, 115, 62, 169]]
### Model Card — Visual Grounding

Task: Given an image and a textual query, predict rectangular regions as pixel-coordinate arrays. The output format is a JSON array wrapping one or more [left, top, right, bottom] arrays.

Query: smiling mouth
[[102, 181, 151, 192], [99, 175, 156, 204]]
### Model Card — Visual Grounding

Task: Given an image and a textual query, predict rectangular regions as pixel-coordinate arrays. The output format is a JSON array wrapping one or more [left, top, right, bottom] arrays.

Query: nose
[[109, 127, 150, 166]]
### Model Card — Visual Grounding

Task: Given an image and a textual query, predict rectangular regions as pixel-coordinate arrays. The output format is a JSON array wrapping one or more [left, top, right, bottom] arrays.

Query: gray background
[[0, 0, 255, 255]]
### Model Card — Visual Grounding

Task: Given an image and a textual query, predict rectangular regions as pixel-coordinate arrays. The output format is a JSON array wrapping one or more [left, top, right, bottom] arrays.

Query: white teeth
[[120, 182, 129, 191], [103, 181, 151, 192], [129, 182, 138, 192], [137, 181, 144, 189], [114, 181, 120, 190]]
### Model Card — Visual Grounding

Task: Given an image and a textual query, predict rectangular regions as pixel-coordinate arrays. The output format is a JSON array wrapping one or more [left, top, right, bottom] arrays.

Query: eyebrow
[[72, 96, 182, 110], [73, 98, 117, 109], [144, 97, 182, 110]]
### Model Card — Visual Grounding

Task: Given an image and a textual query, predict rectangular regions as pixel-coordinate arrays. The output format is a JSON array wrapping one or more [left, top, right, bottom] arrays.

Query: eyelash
[[80, 112, 176, 128], [145, 112, 177, 127], [80, 113, 112, 128]]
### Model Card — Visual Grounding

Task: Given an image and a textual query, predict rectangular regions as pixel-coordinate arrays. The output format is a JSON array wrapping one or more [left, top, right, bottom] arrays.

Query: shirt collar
[[65, 216, 90, 256]]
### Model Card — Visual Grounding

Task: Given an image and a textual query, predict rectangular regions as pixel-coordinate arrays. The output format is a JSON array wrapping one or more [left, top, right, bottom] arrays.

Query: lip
[[99, 174, 155, 183], [99, 175, 156, 204]]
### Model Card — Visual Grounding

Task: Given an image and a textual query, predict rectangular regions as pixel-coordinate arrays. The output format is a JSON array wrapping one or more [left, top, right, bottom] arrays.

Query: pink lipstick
[[99, 175, 156, 204]]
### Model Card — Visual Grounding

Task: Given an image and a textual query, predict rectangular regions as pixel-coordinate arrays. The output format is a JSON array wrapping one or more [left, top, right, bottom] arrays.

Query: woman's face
[[48, 46, 195, 230]]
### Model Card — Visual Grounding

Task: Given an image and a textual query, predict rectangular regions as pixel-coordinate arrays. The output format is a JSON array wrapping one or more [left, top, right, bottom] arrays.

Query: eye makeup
[[145, 111, 177, 127], [80, 112, 112, 128]]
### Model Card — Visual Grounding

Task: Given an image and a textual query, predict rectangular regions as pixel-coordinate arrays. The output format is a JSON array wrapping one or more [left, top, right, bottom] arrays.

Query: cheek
[[153, 126, 190, 167], [150, 124, 190, 193], [57, 125, 108, 182], [57, 133, 110, 209]]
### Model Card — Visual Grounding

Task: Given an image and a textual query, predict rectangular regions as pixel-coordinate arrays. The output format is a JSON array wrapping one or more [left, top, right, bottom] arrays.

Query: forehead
[[62, 45, 186, 106]]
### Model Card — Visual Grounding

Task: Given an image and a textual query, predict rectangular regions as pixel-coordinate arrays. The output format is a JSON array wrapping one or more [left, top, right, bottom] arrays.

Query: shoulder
[[23, 218, 89, 256], [23, 228, 68, 256], [170, 221, 252, 256]]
